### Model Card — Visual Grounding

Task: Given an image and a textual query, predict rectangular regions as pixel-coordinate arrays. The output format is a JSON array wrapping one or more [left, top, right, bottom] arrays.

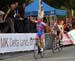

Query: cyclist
[[52, 21, 64, 45], [30, 16, 52, 52]]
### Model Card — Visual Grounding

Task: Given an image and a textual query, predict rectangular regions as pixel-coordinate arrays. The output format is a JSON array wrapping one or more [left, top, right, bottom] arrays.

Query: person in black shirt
[[4, 3, 16, 33], [19, 3, 30, 33]]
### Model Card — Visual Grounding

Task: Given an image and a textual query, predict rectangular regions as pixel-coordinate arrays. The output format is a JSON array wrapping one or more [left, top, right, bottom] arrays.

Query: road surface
[[0, 45, 75, 61]]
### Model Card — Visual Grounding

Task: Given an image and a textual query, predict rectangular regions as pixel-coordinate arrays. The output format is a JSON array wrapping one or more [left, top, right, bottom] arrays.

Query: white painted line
[[39, 57, 75, 60], [50, 57, 75, 60]]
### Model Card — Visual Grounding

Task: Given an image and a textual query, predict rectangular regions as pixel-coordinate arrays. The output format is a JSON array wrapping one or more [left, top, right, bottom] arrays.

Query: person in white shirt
[[38, 5, 44, 19]]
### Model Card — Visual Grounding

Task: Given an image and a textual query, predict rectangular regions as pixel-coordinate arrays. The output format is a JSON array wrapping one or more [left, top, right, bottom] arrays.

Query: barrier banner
[[0, 33, 36, 53], [61, 33, 73, 45], [0, 31, 74, 53], [45, 33, 54, 49], [68, 30, 75, 44]]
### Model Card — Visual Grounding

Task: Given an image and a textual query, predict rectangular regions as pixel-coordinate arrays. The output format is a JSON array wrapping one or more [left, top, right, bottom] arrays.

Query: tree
[[25, 0, 33, 4], [0, 0, 33, 12], [0, 0, 33, 9], [1, 0, 75, 17], [43, 0, 75, 18]]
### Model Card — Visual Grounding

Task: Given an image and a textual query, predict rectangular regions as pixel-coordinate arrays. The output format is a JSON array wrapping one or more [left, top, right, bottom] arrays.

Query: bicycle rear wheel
[[52, 39, 63, 53]]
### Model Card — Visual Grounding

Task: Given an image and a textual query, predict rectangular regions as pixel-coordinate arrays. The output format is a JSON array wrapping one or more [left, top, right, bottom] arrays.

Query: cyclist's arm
[[45, 25, 53, 32], [41, 22, 53, 32], [30, 16, 37, 23]]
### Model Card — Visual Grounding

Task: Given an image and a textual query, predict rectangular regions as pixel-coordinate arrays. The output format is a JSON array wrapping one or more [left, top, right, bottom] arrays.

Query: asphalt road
[[0, 45, 75, 61]]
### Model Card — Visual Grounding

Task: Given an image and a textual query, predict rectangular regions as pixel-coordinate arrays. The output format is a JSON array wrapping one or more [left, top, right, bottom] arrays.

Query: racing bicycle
[[52, 34, 63, 53], [34, 38, 45, 59]]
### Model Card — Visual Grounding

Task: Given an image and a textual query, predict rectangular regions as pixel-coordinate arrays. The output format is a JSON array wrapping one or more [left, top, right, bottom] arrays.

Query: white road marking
[[16, 57, 75, 61], [49, 57, 75, 60]]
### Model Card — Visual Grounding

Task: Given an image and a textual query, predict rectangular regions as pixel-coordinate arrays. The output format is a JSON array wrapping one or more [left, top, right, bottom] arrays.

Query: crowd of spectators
[[0, 1, 75, 33], [0, 1, 36, 33]]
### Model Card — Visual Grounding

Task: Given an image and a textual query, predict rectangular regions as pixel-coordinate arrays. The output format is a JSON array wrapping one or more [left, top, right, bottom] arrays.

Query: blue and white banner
[[0, 33, 36, 53]]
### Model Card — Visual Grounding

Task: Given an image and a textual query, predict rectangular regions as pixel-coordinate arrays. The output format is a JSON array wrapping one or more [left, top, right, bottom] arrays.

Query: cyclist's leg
[[35, 34, 39, 46], [40, 34, 45, 51], [59, 30, 63, 40], [35, 34, 42, 54], [58, 31, 63, 45]]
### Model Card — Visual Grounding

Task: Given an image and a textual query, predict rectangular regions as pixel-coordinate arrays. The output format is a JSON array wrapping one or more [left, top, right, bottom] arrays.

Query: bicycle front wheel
[[34, 44, 38, 59]]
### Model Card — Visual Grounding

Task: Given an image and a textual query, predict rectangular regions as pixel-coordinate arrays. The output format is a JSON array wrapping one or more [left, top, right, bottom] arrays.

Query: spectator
[[20, 3, 26, 19], [64, 23, 72, 32], [4, 3, 16, 33], [38, 5, 44, 19], [19, 3, 30, 33], [14, 2, 20, 20], [4, 4, 16, 20], [0, 10, 5, 32], [0, 10, 5, 23], [72, 19, 75, 29]]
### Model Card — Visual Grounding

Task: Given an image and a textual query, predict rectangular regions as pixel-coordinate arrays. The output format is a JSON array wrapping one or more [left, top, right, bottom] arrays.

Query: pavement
[[0, 45, 75, 61]]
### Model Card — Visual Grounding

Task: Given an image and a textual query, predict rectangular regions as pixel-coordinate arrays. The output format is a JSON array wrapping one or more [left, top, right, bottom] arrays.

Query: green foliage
[[0, 0, 75, 17], [43, 0, 75, 17], [44, 0, 75, 9], [0, 0, 75, 10], [0, 0, 15, 10], [0, 0, 33, 11], [71, 0, 75, 9]]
